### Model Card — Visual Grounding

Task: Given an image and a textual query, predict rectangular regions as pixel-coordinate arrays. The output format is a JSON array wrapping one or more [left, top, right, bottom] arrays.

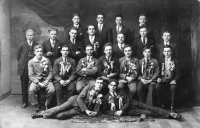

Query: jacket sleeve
[[150, 60, 160, 81], [42, 42, 48, 57], [111, 59, 120, 78], [174, 60, 180, 82], [53, 59, 62, 81], [102, 95, 114, 116], [77, 85, 90, 112], [46, 59, 53, 81], [17, 44, 22, 61], [121, 90, 130, 113], [76, 59, 86, 76], [28, 60, 39, 83], [119, 59, 126, 79], [69, 59, 77, 81]]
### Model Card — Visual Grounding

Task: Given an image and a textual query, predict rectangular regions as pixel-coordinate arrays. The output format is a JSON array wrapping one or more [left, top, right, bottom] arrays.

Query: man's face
[[139, 28, 148, 38], [104, 46, 112, 57], [163, 48, 172, 58], [49, 30, 57, 40], [124, 47, 132, 58], [34, 48, 43, 58], [162, 32, 171, 42], [85, 46, 94, 56], [69, 29, 77, 40], [115, 17, 122, 26], [116, 34, 125, 44], [95, 79, 103, 91], [61, 47, 69, 57], [96, 15, 104, 24], [87, 26, 96, 36], [143, 49, 151, 58], [139, 15, 146, 25], [108, 81, 117, 92], [72, 16, 80, 25], [26, 31, 34, 41]]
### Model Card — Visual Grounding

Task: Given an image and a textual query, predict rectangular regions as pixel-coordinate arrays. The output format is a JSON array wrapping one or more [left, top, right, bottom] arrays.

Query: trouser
[[42, 96, 81, 120], [29, 82, 55, 108], [118, 81, 138, 100], [137, 81, 155, 106], [54, 81, 76, 106], [20, 65, 29, 103], [128, 101, 170, 118], [155, 82, 177, 107], [76, 79, 95, 94]]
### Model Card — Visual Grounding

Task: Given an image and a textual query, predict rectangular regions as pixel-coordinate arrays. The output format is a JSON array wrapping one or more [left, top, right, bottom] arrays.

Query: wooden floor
[[1, 95, 200, 128]]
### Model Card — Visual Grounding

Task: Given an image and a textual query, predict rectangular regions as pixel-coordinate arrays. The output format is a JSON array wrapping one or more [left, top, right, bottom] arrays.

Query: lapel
[[120, 25, 125, 33]]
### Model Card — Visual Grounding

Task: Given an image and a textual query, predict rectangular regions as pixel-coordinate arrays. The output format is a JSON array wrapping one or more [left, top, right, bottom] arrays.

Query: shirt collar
[[109, 91, 117, 97], [32, 56, 46, 62], [165, 56, 171, 61], [27, 40, 33, 46], [164, 41, 170, 45], [50, 38, 56, 44], [74, 24, 79, 28]]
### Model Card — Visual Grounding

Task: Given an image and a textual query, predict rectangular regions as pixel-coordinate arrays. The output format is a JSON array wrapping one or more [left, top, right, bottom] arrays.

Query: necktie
[[143, 38, 146, 45], [72, 39, 75, 45], [117, 26, 119, 33], [99, 24, 102, 32]]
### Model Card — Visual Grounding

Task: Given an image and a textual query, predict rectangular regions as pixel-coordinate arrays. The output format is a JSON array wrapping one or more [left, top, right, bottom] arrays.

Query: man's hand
[[65, 79, 71, 85], [102, 76, 109, 80], [141, 78, 146, 84], [126, 76, 133, 82], [157, 78, 161, 83], [43, 80, 49, 87], [38, 82, 45, 88], [114, 110, 123, 116], [145, 79, 152, 84], [81, 68, 87, 72], [107, 73, 116, 78], [60, 80, 66, 86], [170, 80, 176, 84], [85, 110, 93, 116], [76, 51, 80, 55], [46, 52, 52, 56]]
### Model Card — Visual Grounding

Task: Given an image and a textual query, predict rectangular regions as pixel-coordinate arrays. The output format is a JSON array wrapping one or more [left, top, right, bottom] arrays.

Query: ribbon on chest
[[59, 58, 71, 75]]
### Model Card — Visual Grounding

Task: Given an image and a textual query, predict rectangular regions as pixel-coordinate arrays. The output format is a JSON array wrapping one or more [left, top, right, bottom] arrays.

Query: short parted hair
[[117, 32, 124, 37], [85, 44, 94, 49], [103, 42, 112, 51], [115, 14, 123, 20], [139, 13, 147, 18], [139, 25, 148, 30], [162, 31, 171, 35], [48, 28, 58, 33], [95, 77, 104, 82], [34, 45, 43, 52], [123, 44, 133, 51], [143, 46, 152, 52], [97, 12, 105, 18], [163, 45, 173, 52], [25, 29, 34, 34], [72, 13, 80, 18], [61, 45, 69, 50], [87, 24, 96, 30], [69, 27, 78, 32], [108, 79, 119, 86]]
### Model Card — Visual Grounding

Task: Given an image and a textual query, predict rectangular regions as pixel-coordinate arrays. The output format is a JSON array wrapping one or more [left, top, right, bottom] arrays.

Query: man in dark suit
[[53, 45, 77, 106], [63, 27, 85, 64], [98, 43, 120, 94], [17, 29, 38, 108], [133, 26, 155, 60], [155, 45, 180, 112], [42, 28, 63, 66], [132, 13, 155, 42], [112, 14, 131, 45], [137, 46, 159, 106], [83, 24, 102, 58], [102, 79, 181, 120], [113, 33, 125, 60], [64, 13, 86, 42], [156, 31, 179, 61], [118, 44, 139, 100], [96, 13, 112, 53], [31, 77, 104, 120], [76, 44, 98, 93]]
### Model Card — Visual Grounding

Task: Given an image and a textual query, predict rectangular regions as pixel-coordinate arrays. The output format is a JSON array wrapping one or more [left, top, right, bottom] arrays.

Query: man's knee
[[68, 82, 76, 91], [47, 82, 55, 94], [170, 84, 177, 91], [76, 81, 85, 93], [29, 82, 38, 94]]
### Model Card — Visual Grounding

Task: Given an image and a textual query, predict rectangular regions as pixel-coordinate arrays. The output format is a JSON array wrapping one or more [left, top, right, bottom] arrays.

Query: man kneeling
[[31, 77, 104, 120], [102, 79, 181, 120]]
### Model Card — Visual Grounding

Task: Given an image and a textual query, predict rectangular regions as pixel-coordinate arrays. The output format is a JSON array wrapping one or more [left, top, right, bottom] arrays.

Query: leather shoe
[[170, 106, 176, 113], [22, 102, 28, 108], [31, 112, 43, 119]]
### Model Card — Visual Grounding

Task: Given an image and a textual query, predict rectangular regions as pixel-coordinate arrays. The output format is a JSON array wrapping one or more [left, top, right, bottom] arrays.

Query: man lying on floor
[[102, 79, 181, 120], [31, 77, 104, 120]]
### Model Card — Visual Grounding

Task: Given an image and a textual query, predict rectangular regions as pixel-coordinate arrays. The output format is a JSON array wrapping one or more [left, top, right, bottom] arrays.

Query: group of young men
[[17, 13, 180, 120]]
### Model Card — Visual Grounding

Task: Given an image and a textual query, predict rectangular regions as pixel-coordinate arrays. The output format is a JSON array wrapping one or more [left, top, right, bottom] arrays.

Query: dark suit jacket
[[102, 89, 129, 116], [17, 41, 38, 76], [132, 37, 155, 60], [76, 56, 98, 81], [53, 57, 77, 82], [131, 25, 155, 42], [98, 55, 120, 79], [119, 56, 139, 81], [96, 24, 112, 52], [83, 36, 102, 58], [111, 25, 131, 45], [156, 42, 179, 62], [138, 57, 160, 83], [65, 25, 86, 42], [42, 39, 63, 65], [112, 44, 125, 60], [63, 40, 85, 64], [158, 57, 180, 82]]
